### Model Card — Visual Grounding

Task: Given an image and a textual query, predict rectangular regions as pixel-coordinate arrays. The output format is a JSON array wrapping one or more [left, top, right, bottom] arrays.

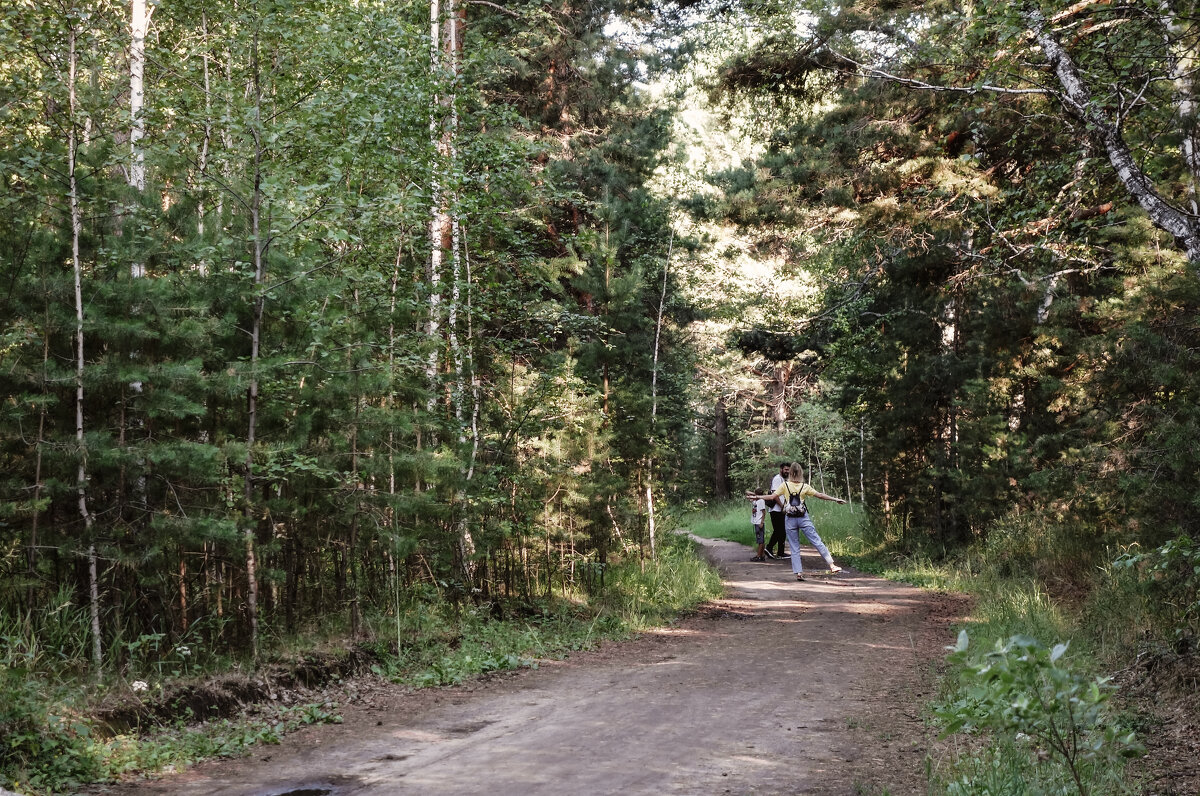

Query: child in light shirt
[[750, 492, 768, 562]]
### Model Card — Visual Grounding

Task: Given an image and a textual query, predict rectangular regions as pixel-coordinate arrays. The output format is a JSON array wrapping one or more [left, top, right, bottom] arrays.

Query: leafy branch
[[939, 632, 1143, 796]]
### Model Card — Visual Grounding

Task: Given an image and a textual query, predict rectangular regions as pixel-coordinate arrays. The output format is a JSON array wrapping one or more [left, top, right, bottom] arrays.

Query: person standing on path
[[750, 493, 768, 561], [746, 462, 845, 581], [765, 462, 789, 559]]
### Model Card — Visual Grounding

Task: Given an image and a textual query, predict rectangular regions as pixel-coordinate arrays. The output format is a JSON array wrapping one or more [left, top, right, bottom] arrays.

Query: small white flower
[[177, 645, 191, 657], [131, 680, 149, 692]]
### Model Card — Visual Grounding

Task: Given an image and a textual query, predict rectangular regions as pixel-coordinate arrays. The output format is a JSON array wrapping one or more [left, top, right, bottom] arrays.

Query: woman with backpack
[[745, 461, 845, 581]]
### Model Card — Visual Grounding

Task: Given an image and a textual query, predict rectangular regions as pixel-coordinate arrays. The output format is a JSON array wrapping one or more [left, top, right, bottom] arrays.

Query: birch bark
[[129, 0, 147, 203], [67, 21, 103, 672], [426, 0, 445, 406], [1025, 8, 1200, 263], [197, 12, 212, 267], [429, 0, 477, 578], [645, 227, 674, 558], [825, 6, 1200, 265], [1157, 1, 1200, 214], [243, 25, 266, 660], [127, 0, 150, 538]]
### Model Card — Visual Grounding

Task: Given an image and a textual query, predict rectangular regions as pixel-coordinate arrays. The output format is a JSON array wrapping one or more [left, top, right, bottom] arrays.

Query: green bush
[[97, 702, 342, 780], [936, 632, 1141, 796], [0, 663, 98, 793], [1114, 534, 1200, 649]]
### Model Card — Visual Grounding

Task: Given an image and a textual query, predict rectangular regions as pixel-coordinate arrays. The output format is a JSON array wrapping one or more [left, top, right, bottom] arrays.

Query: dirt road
[[102, 537, 967, 796]]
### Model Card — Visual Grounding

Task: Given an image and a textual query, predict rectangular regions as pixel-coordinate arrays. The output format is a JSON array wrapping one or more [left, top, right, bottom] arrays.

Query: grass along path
[[688, 500, 1170, 795]]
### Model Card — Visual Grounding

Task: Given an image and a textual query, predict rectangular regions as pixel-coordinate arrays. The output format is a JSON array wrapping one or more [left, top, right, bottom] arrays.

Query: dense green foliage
[[0, 0, 700, 672], [692, 0, 1200, 593], [5, 0, 1200, 789], [938, 633, 1141, 796]]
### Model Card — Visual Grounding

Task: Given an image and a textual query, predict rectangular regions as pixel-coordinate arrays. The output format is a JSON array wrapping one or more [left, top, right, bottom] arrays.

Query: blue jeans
[[785, 515, 834, 574]]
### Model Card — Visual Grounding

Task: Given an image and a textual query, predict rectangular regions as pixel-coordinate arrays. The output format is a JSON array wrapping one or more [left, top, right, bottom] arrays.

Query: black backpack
[[783, 484, 808, 517]]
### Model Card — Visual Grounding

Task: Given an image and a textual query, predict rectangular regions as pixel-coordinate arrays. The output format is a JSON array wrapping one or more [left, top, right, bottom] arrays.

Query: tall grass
[[364, 532, 724, 689], [0, 586, 94, 676], [686, 498, 880, 566], [685, 499, 756, 546], [919, 524, 1144, 796], [599, 532, 724, 628]]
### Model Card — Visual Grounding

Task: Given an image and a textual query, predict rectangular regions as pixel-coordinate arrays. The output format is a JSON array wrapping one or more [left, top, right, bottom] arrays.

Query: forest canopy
[[2, 0, 1199, 691]]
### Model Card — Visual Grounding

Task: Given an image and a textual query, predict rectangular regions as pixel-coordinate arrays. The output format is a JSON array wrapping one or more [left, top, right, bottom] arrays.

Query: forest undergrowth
[[0, 534, 721, 794], [689, 501, 1199, 796]]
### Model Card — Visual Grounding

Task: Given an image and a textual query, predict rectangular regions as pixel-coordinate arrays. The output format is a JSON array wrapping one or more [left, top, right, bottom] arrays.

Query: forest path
[[102, 536, 967, 796]]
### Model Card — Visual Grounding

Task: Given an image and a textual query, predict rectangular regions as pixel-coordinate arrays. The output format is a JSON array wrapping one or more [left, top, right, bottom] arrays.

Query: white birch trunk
[[197, 12, 212, 269], [843, 442, 853, 511], [388, 244, 401, 498], [1027, 8, 1200, 264], [463, 231, 481, 481], [450, 216, 464, 429], [645, 227, 673, 558], [349, 294, 362, 638], [126, 0, 150, 521], [447, 4, 465, 432], [387, 243, 405, 630], [1158, 2, 1200, 213], [243, 28, 265, 660], [68, 24, 103, 673], [426, 0, 443, 406], [859, 417, 866, 505], [129, 0, 147, 200], [429, 0, 476, 577]]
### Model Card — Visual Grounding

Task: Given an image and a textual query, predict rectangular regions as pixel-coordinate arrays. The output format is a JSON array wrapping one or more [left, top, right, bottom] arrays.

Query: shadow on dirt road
[[96, 536, 968, 796]]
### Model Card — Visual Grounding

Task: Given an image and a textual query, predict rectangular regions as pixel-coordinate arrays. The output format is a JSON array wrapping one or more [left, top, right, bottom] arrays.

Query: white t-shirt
[[769, 473, 785, 512], [751, 499, 767, 526]]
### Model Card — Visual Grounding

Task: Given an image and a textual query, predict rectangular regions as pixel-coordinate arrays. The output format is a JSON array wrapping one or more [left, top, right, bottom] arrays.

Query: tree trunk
[[713, 396, 731, 499], [126, 0, 151, 539], [645, 226, 672, 557], [859, 417, 866, 505], [813, 442, 824, 492], [387, 244, 402, 620], [426, 0, 458, 408], [463, 232, 482, 481], [67, 23, 102, 673], [28, 331, 49, 610], [243, 24, 266, 660], [129, 0, 148, 201], [349, 298, 362, 638], [1159, 4, 1200, 214], [1028, 8, 1200, 264], [843, 444, 852, 510], [197, 12, 212, 269], [178, 553, 189, 632], [645, 478, 656, 558], [771, 362, 790, 436], [431, 0, 477, 581]]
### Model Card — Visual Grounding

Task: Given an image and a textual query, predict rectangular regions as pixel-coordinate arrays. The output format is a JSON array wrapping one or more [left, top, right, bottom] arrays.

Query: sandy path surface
[[99, 536, 967, 796]]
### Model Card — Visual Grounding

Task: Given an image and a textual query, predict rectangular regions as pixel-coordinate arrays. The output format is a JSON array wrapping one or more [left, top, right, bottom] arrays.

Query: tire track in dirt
[[97, 536, 968, 796]]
